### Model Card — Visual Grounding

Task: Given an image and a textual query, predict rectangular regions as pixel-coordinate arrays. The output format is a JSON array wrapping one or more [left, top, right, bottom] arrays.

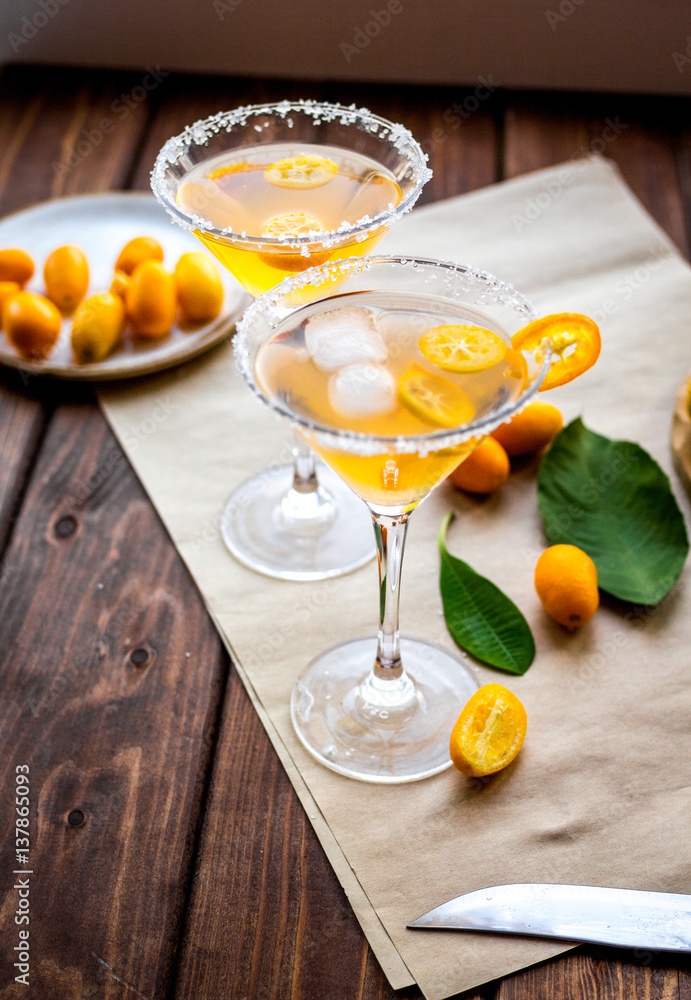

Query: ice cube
[[305, 306, 387, 371], [328, 363, 396, 418]]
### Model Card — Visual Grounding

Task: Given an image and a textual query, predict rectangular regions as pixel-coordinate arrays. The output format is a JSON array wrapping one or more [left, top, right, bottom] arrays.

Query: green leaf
[[439, 513, 535, 674], [537, 417, 689, 605]]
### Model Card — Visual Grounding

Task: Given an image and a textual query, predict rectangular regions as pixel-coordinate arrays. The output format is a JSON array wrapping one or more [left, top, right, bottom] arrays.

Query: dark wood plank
[[323, 82, 500, 205], [0, 67, 52, 559], [0, 64, 158, 214], [0, 404, 228, 999], [0, 63, 228, 999], [504, 91, 593, 178], [585, 93, 690, 259], [504, 90, 690, 257], [0, 379, 47, 556], [167, 78, 499, 1000], [497, 947, 688, 1000]]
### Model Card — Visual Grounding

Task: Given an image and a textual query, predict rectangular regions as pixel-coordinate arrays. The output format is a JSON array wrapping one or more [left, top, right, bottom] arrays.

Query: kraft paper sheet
[[98, 157, 691, 999]]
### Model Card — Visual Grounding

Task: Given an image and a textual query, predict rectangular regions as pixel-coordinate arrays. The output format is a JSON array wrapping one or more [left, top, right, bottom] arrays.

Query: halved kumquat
[[511, 312, 600, 391], [264, 154, 338, 189], [261, 211, 325, 239], [419, 324, 507, 373], [398, 364, 475, 427], [450, 684, 527, 777], [208, 161, 263, 180]]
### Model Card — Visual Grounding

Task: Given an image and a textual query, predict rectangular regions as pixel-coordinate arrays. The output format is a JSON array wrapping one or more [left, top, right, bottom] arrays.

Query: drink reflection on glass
[[151, 101, 431, 581], [235, 255, 550, 783]]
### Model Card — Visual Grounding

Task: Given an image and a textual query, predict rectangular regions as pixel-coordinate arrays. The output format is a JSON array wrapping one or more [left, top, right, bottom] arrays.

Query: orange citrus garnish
[[208, 161, 263, 180], [534, 544, 599, 630], [511, 312, 600, 391], [450, 684, 527, 777], [419, 324, 507, 373], [264, 154, 338, 189], [261, 211, 325, 239], [447, 436, 510, 494], [398, 364, 475, 427]]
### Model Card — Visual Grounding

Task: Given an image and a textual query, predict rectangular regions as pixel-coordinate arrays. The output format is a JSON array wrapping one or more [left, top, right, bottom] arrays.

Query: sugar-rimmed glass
[[235, 255, 550, 783], [151, 101, 431, 581]]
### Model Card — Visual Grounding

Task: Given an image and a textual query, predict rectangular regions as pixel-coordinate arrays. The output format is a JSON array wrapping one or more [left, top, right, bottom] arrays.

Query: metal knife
[[408, 883, 691, 952]]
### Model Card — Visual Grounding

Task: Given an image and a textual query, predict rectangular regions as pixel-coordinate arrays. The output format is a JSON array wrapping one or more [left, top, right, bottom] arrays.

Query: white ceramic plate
[[0, 192, 250, 380]]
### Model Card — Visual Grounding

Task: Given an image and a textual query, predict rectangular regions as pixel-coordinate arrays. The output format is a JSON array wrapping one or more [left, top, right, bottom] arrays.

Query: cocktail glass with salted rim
[[151, 100, 431, 581], [235, 255, 550, 783]]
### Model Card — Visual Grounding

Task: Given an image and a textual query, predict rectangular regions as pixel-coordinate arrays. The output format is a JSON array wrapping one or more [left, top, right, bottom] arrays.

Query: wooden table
[[0, 65, 689, 1000]]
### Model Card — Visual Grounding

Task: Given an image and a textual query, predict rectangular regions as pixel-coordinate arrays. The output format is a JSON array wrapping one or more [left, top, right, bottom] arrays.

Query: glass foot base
[[291, 636, 479, 783], [221, 462, 375, 581]]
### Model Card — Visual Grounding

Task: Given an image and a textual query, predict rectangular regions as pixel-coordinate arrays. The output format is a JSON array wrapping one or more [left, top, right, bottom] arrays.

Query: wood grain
[[0, 406, 227, 999], [505, 90, 690, 258], [496, 946, 687, 1000], [0, 66, 689, 1000], [0, 63, 228, 1000], [587, 93, 690, 259], [0, 65, 155, 214], [0, 378, 48, 557]]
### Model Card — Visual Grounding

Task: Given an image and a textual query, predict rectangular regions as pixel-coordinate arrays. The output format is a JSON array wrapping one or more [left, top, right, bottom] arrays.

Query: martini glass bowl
[[151, 101, 431, 581], [235, 254, 549, 783]]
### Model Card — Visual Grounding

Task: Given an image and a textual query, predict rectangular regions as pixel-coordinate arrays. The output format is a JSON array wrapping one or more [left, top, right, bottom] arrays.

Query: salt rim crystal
[[234, 254, 549, 457], [150, 100, 432, 251]]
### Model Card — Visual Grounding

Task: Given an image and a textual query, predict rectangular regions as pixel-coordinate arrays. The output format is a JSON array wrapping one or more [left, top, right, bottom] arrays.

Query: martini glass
[[235, 255, 549, 783], [151, 101, 430, 580]]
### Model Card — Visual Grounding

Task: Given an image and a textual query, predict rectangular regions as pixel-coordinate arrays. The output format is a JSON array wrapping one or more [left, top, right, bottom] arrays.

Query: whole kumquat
[[447, 436, 510, 494], [71, 291, 125, 364], [0, 281, 21, 322], [174, 252, 224, 324], [43, 244, 90, 311], [534, 544, 599, 630], [0, 248, 35, 286], [115, 235, 164, 275], [126, 260, 177, 339], [491, 401, 564, 456], [3, 290, 61, 359]]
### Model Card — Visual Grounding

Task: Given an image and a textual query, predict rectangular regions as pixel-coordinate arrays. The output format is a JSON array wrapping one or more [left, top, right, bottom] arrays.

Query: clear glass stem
[[356, 511, 417, 720], [278, 434, 336, 531], [291, 432, 319, 493], [373, 511, 409, 679]]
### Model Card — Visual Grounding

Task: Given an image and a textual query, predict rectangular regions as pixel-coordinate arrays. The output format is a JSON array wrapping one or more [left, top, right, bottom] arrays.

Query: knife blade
[[408, 883, 691, 952]]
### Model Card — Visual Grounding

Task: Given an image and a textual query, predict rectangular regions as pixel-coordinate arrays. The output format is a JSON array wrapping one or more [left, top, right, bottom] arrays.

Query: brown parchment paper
[[98, 157, 691, 999]]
